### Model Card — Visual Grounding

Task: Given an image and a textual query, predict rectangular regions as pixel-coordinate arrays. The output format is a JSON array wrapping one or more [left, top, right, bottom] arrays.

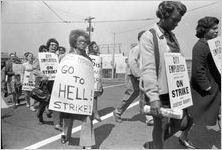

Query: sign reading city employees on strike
[[164, 53, 193, 110], [49, 54, 94, 115], [207, 36, 221, 74], [22, 71, 35, 91], [38, 52, 59, 80], [89, 55, 102, 91]]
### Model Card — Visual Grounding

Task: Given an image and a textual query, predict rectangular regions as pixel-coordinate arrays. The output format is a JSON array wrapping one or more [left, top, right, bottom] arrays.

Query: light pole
[[85, 17, 95, 42], [112, 32, 116, 79]]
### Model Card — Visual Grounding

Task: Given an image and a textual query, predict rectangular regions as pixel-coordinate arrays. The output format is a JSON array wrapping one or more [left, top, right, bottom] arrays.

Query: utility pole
[[85, 17, 95, 42], [112, 32, 116, 79]]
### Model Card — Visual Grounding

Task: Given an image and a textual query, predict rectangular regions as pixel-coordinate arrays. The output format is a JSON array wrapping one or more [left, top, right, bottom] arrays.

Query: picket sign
[[48, 54, 94, 115], [207, 36, 222, 74], [38, 52, 59, 80], [89, 55, 102, 91], [22, 71, 35, 91], [164, 53, 193, 110]]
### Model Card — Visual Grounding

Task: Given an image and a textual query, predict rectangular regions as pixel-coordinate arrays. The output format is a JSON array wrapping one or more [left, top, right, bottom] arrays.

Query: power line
[[41, 1, 66, 23], [94, 18, 155, 23], [187, 1, 217, 12]]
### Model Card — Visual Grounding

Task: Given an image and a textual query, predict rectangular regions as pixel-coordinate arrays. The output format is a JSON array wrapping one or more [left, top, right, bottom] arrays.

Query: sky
[[1, 1, 221, 58]]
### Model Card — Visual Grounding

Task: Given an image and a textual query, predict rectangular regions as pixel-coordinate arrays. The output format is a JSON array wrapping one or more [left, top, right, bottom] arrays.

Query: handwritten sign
[[100, 54, 112, 69], [12, 63, 23, 77], [115, 54, 127, 73], [49, 54, 94, 115], [208, 36, 221, 74], [22, 71, 35, 91], [164, 53, 193, 110], [38, 52, 59, 80], [89, 55, 102, 91]]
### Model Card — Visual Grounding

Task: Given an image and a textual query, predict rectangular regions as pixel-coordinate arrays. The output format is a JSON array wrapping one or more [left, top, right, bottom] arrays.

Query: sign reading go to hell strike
[[89, 55, 102, 91], [22, 71, 36, 91], [164, 53, 193, 110], [48, 54, 95, 115], [38, 52, 59, 80], [207, 36, 221, 74]]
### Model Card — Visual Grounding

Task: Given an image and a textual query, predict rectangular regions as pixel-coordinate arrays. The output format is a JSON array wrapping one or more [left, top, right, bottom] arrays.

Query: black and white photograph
[[1, 1, 221, 149]]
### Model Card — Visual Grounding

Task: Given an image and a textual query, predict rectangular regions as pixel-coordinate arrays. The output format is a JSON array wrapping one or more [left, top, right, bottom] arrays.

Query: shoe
[[178, 138, 196, 149], [83, 146, 92, 149], [143, 142, 153, 149], [46, 113, 52, 118], [38, 119, 45, 125], [61, 135, 68, 144], [26, 104, 30, 107], [30, 107, 36, 112], [94, 114, 102, 122], [113, 110, 122, 123], [54, 125, 62, 132], [146, 119, 154, 126]]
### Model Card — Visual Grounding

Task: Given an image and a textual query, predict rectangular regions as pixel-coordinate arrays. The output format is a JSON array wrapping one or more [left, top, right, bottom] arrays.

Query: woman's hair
[[46, 38, 59, 49], [156, 1, 187, 19], [39, 45, 48, 52], [138, 30, 146, 41], [69, 29, 90, 48], [195, 16, 219, 38], [88, 41, 98, 53]]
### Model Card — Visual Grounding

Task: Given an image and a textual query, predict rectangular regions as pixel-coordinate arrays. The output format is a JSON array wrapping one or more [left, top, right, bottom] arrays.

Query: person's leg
[[114, 75, 140, 122], [80, 116, 95, 148], [37, 102, 47, 124], [62, 118, 73, 142], [53, 111, 62, 131], [93, 97, 101, 122]]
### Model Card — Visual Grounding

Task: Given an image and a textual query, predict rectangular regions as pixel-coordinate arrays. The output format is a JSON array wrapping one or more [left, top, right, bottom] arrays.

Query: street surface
[[1, 79, 221, 149]]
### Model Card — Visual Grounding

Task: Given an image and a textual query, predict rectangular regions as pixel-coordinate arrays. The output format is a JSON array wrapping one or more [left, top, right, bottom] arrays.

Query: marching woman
[[88, 41, 103, 122], [179, 16, 221, 148], [60, 29, 95, 149]]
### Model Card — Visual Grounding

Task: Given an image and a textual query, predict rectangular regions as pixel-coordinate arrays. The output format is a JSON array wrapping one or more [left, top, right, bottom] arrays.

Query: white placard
[[22, 71, 35, 91], [164, 53, 193, 110], [100, 54, 112, 69], [49, 54, 94, 115], [89, 55, 102, 91], [38, 52, 59, 80], [116, 55, 127, 74], [12, 63, 23, 76], [208, 36, 222, 74]]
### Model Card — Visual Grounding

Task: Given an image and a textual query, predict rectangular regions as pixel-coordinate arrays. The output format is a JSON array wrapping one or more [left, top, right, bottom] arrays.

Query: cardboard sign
[[100, 54, 113, 69], [22, 71, 35, 91], [38, 52, 59, 80], [89, 55, 102, 91], [115, 54, 127, 73], [49, 54, 94, 115], [208, 36, 222, 74], [164, 53, 193, 110]]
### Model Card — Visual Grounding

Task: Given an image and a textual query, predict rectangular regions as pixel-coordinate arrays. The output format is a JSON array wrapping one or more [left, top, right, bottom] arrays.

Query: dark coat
[[188, 39, 221, 126]]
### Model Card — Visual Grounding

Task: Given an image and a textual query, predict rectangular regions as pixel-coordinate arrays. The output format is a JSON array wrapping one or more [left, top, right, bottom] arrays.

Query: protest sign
[[115, 54, 127, 74], [208, 36, 221, 74], [164, 53, 193, 110], [12, 63, 23, 77], [49, 54, 94, 115], [100, 54, 112, 69], [38, 52, 59, 80], [89, 55, 102, 91], [22, 71, 35, 91]]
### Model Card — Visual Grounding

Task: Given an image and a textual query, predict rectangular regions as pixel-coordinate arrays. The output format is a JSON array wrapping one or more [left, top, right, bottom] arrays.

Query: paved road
[[1, 82, 221, 149]]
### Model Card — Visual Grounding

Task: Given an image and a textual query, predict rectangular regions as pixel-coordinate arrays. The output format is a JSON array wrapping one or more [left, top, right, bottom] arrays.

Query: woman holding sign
[[140, 1, 193, 149], [88, 41, 103, 122], [21, 52, 37, 111], [59, 29, 95, 149], [180, 16, 221, 147]]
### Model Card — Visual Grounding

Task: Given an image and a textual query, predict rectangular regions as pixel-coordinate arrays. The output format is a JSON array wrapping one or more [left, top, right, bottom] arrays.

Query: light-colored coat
[[139, 24, 181, 103]]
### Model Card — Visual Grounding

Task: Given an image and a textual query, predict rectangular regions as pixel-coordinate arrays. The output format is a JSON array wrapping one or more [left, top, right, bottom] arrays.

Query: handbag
[[30, 81, 50, 103]]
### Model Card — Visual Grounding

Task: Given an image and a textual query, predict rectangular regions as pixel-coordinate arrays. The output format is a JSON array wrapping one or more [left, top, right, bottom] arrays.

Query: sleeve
[[32, 59, 45, 78], [192, 43, 211, 90], [128, 46, 141, 77], [140, 31, 160, 103]]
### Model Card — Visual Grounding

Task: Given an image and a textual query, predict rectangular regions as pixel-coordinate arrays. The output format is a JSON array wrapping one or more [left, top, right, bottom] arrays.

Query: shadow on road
[[67, 137, 80, 146], [93, 124, 115, 149], [121, 113, 146, 123], [98, 107, 115, 116]]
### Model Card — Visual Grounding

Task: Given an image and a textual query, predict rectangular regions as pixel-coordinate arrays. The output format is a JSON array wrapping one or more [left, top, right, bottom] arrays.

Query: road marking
[[24, 83, 137, 149]]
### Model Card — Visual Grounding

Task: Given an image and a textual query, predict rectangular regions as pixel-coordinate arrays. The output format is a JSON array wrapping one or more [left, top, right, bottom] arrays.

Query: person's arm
[[128, 46, 141, 77], [192, 43, 212, 91]]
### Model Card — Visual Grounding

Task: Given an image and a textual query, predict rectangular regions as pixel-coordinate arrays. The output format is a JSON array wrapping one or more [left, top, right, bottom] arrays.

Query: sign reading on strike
[[22, 71, 36, 91], [49, 54, 94, 115], [89, 55, 102, 91], [208, 36, 221, 74], [164, 53, 193, 110], [38, 52, 59, 80]]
